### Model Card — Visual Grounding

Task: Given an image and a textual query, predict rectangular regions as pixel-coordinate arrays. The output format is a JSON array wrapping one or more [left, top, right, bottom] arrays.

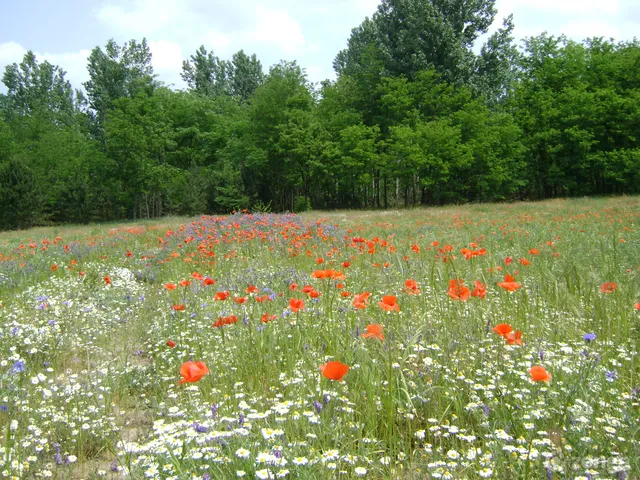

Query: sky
[[1, 0, 639, 92]]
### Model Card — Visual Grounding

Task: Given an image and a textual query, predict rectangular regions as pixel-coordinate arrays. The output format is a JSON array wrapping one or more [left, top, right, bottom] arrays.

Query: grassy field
[[0, 197, 638, 479]]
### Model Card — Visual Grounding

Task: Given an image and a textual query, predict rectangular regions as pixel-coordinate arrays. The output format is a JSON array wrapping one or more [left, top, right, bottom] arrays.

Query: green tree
[[84, 38, 156, 141]]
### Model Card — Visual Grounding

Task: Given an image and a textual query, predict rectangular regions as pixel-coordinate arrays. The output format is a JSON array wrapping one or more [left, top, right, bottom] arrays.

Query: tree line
[[1, 0, 639, 229]]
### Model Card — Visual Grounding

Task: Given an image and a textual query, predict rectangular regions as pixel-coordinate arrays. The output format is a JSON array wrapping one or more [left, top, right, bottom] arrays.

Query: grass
[[0, 196, 638, 479]]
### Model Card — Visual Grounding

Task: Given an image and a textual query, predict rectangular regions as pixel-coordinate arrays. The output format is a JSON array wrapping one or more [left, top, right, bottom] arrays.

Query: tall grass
[[0, 197, 638, 479]]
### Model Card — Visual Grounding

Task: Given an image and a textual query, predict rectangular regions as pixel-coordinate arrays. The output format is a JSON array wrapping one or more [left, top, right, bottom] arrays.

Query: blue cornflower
[[11, 361, 25, 374], [583, 333, 596, 342], [606, 370, 617, 382]]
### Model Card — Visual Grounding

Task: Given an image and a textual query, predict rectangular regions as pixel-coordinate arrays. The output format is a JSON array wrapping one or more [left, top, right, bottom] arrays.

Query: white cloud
[[149, 40, 183, 71], [96, 0, 189, 36], [199, 31, 232, 56], [249, 5, 306, 56], [0, 41, 26, 65]]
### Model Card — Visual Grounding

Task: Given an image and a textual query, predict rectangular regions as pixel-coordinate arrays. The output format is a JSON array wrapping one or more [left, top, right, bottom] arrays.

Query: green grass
[[0, 196, 638, 479]]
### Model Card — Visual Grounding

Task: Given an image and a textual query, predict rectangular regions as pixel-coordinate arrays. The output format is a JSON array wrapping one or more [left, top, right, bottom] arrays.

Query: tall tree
[[1, 51, 76, 127], [84, 38, 156, 140], [230, 50, 264, 101], [335, 0, 497, 84], [181, 45, 232, 97]]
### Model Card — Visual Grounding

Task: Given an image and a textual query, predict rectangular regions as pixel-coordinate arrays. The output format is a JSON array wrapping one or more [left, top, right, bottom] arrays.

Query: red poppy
[[471, 280, 487, 299], [172, 304, 185, 311], [362, 324, 384, 341], [528, 248, 540, 255], [179, 279, 192, 287], [504, 256, 513, 265], [166, 340, 176, 348], [289, 283, 298, 291], [212, 315, 238, 328], [179, 361, 209, 384], [519, 258, 531, 266], [214, 291, 230, 301], [51, 264, 58, 272], [497, 274, 522, 292], [261, 313, 277, 323], [233, 296, 247, 304], [342, 261, 351, 268], [319, 361, 349, 381], [202, 277, 216, 286], [165, 283, 177, 291], [529, 365, 551, 382], [246, 284, 259, 294], [192, 272, 203, 281], [493, 323, 513, 337], [405, 279, 420, 295], [352, 292, 371, 309], [600, 282, 617, 293], [378, 295, 400, 312], [505, 330, 523, 346], [635, 302, 640, 310], [448, 279, 471, 301], [104, 275, 111, 285], [289, 298, 305, 312]]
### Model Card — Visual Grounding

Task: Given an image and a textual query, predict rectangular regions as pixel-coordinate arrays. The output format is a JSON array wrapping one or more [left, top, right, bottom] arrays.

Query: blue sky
[[1, 0, 639, 92]]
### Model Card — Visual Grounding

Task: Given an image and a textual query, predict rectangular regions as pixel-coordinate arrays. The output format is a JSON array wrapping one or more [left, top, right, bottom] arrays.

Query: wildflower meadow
[[0, 196, 638, 480]]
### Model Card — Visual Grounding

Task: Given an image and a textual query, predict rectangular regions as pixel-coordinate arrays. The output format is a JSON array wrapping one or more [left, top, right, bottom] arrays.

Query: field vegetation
[[0, 196, 638, 479]]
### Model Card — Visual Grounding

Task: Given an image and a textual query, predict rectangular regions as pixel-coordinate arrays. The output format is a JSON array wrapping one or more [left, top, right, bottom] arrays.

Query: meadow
[[0, 196, 638, 480]]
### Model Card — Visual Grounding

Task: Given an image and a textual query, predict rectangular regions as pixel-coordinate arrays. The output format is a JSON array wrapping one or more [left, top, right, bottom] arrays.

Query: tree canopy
[[1, 4, 639, 229]]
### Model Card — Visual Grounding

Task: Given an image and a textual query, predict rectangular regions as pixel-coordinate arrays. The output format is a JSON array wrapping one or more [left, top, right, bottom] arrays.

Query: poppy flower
[[342, 261, 351, 268], [179, 279, 192, 287], [600, 282, 617, 293], [261, 313, 277, 323], [471, 280, 486, 299], [529, 365, 551, 382], [166, 340, 176, 348], [352, 292, 371, 309], [378, 295, 400, 312], [497, 274, 521, 292], [214, 291, 230, 301], [172, 304, 185, 311], [289, 298, 305, 312], [202, 277, 216, 286], [505, 330, 523, 346], [192, 272, 203, 281], [504, 256, 513, 265], [233, 296, 247, 304], [493, 324, 513, 337], [448, 279, 470, 301], [319, 361, 349, 381], [362, 324, 384, 341], [165, 283, 177, 291], [405, 279, 420, 295], [51, 264, 58, 272], [179, 361, 209, 384], [519, 258, 531, 266], [528, 248, 540, 255], [104, 275, 111, 285], [246, 284, 259, 294], [635, 302, 640, 310], [289, 283, 298, 291]]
